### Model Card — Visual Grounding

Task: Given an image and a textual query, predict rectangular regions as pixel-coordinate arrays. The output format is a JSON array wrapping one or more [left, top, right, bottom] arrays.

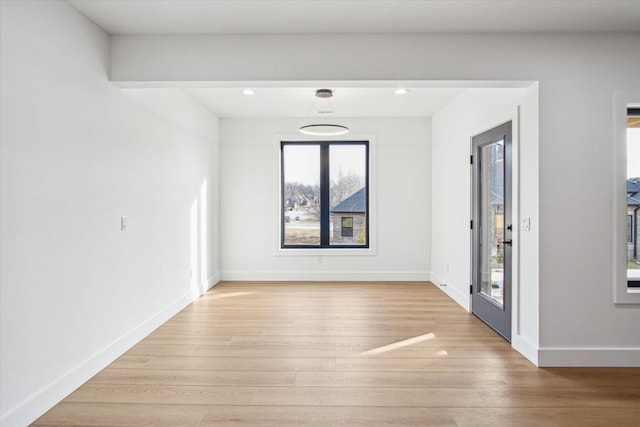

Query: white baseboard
[[0, 272, 221, 427], [208, 272, 221, 289], [512, 334, 539, 366], [430, 271, 470, 312], [220, 270, 431, 282], [537, 347, 640, 367]]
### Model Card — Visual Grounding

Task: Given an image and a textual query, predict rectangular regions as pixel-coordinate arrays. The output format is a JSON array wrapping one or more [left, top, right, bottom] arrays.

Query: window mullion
[[320, 143, 331, 246]]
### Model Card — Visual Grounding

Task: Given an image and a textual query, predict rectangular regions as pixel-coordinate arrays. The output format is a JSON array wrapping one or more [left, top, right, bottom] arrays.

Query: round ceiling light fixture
[[395, 88, 409, 95], [299, 124, 350, 136], [242, 88, 255, 95], [315, 88, 334, 98], [299, 89, 349, 136]]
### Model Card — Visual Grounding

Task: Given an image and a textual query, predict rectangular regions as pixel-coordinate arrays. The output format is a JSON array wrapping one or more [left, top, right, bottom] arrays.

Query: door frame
[[471, 120, 513, 341]]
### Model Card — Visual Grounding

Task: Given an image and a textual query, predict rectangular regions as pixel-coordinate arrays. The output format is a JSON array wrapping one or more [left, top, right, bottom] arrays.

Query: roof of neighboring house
[[331, 188, 366, 213], [629, 193, 640, 206]]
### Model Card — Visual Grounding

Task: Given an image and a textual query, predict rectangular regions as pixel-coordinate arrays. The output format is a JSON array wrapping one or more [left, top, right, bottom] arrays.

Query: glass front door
[[472, 122, 512, 341]]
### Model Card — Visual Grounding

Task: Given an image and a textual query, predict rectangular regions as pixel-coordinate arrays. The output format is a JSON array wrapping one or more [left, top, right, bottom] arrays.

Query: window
[[341, 217, 354, 237], [613, 97, 640, 303], [281, 141, 369, 248], [627, 107, 640, 288]]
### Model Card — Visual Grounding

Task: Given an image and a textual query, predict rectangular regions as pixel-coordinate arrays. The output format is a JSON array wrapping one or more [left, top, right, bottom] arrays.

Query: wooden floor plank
[[32, 403, 205, 427], [125, 342, 512, 359], [64, 384, 486, 407], [199, 406, 458, 426], [451, 407, 640, 427], [335, 357, 535, 372], [294, 370, 508, 388], [89, 369, 297, 386], [32, 281, 640, 426], [108, 356, 337, 371]]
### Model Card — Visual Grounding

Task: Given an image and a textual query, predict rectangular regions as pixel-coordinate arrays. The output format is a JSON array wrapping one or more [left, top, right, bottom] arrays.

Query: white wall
[[110, 31, 640, 366], [431, 87, 539, 363], [0, 2, 219, 426], [220, 118, 431, 281]]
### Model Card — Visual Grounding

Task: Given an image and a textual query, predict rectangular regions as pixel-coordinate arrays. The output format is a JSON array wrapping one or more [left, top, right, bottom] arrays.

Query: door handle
[[499, 239, 513, 246]]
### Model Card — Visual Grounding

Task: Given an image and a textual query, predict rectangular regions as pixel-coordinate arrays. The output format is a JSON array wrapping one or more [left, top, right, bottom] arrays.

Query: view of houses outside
[[331, 188, 367, 245], [628, 116, 640, 280], [282, 144, 320, 245], [282, 144, 366, 246], [479, 140, 505, 306], [329, 145, 367, 245]]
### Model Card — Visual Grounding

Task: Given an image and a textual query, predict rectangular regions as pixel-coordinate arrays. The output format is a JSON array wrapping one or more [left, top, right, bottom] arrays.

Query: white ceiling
[[184, 87, 467, 118], [68, 0, 640, 35], [66, 0, 637, 118]]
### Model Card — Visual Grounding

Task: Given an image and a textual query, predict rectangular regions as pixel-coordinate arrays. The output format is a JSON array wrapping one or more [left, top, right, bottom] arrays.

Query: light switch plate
[[521, 217, 530, 231], [121, 216, 128, 231]]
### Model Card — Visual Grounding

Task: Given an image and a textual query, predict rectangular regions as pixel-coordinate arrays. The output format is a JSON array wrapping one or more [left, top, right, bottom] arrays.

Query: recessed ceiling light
[[242, 89, 255, 95], [395, 88, 409, 95]]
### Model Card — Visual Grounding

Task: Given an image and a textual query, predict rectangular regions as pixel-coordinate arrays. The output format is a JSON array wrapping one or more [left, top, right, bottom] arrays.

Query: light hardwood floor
[[33, 282, 640, 426]]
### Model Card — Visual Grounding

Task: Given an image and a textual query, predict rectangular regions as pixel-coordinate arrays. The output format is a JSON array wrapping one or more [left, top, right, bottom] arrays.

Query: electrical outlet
[[121, 216, 127, 231], [521, 217, 531, 231]]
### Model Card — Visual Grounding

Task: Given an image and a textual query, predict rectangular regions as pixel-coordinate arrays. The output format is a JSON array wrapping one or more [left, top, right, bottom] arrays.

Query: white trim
[[538, 347, 640, 367], [430, 271, 470, 312], [509, 108, 542, 368], [208, 272, 222, 289], [114, 80, 537, 89], [190, 273, 221, 298], [276, 248, 377, 257], [0, 274, 220, 427], [273, 132, 377, 257], [221, 270, 430, 282], [511, 108, 521, 337], [512, 334, 539, 366], [612, 90, 640, 304]]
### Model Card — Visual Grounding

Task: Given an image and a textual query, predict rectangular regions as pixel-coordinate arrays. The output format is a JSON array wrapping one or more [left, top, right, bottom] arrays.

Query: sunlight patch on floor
[[206, 291, 258, 300], [360, 333, 436, 356]]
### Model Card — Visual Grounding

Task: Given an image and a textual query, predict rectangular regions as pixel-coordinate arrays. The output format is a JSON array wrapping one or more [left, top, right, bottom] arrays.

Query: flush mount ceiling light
[[395, 88, 409, 95], [299, 89, 349, 136], [242, 89, 255, 95]]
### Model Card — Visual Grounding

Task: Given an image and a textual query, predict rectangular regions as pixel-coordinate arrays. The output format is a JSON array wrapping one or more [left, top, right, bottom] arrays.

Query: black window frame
[[280, 140, 369, 249], [627, 107, 640, 288]]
